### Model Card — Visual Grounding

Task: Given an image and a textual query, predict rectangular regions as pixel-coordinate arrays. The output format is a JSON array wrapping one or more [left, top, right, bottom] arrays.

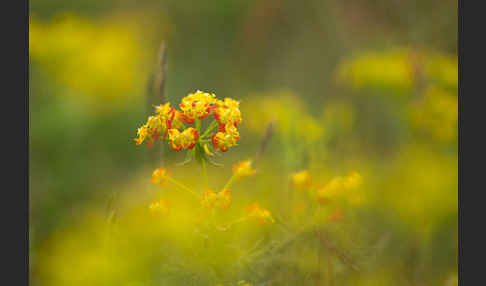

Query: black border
[[3, 0, 29, 284]]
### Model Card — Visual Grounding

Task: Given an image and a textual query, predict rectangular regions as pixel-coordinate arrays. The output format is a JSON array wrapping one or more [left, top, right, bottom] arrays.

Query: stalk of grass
[[147, 42, 168, 168], [254, 120, 275, 168]]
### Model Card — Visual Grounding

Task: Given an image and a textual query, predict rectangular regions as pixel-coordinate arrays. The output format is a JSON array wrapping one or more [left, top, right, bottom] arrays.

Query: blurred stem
[[167, 176, 201, 199], [217, 216, 248, 231], [223, 174, 235, 190], [201, 158, 208, 189], [328, 253, 333, 286]]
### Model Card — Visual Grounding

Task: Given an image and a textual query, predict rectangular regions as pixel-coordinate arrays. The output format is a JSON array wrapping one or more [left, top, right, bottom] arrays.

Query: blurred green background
[[29, 0, 457, 285]]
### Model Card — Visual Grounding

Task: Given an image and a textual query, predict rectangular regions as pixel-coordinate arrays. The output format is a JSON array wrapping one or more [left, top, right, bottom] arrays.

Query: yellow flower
[[245, 203, 275, 225], [150, 168, 170, 186], [316, 172, 363, 204], [167, 127, 199, 152], [202, 189, 232, 209], [214, 97, 242, 127], [134, 115, 164, 147], [343, 171, 363, 190], [149, 199, 171, 215], [232, 160, 256, 180], [316, 177, 345, 204], [179, 90, 218, 124], [134, 125, 149, 146], [290, 170, 311, 191], [211, 122, 240, 152]]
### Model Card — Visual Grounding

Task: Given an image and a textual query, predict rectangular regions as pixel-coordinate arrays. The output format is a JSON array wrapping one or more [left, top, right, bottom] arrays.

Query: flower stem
[[223, 174, 235, 190], [201, 120, 218, 139], [167, 176, 201, 199], [217, 216, 248, 231], [201, 157, 208, 188], [195, 118, 201, 133]]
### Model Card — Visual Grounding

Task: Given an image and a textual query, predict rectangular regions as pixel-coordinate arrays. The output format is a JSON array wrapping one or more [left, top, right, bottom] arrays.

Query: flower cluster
[[245, 203, 275, 225], [150, 168, 170, 187], [232, 160, 257, 180], [316, 171, 363, 204], [290, 170, 312, 191], [290, 169, 363, 223], [202, 189, 232, 209], [149, 199, 171, 215], [135, 90, 242, 154]]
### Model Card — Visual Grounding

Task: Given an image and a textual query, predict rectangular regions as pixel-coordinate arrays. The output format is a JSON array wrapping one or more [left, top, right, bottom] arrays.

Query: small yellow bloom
[[290, 170, 311, 191], [316, 172, 363, 204], [214, 97, 242, 127], [179, 90, 218, 124], [149, 199, 171, 215], [316, 176, 345, 204], [232, 160, 256, 180], [134, 115, 164, 147], [167, 127, 199, 151], [343, 171, 363, 190], [211, 122, 239, 152], [202, 189, 232, 209], [150, 168, 170, 186], [245, 203, 275, 225]]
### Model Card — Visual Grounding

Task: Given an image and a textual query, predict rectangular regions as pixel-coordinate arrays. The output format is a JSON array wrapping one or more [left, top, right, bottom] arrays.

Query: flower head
[[154, 103, 184, 132], [211, 122, 240, 152], [202, 189, 232, 209], [291, 170, 311, 191], [134, 115, 164, 147], [232, 160, 256, 180], [316, 172, 362, 204], [245, 203, 275, 225], [150, 168, 170, 186], [149, 199, 171, 215], [214, 97, 242, 127], [179, 90, 218, 124], [342, 171, 363, 190], [168, 127, 199, 151]]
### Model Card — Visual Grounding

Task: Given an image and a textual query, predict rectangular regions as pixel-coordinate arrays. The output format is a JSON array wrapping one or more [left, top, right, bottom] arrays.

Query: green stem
[[195, 118, 201, 133], [216, 216, 248, 231], [223, 174, 236, 190], [201, 158, 208, 189], [201, 120, 219, 139], [167, 177, 201, 199]]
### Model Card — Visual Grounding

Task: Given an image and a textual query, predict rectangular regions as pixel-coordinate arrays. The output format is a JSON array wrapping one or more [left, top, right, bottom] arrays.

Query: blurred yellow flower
[[336, 49, 415, 92], [202, 189, 232, 209], [342, 171, 363, 190], [232, 160, 256, 180], [149, 199, 171, 215], [316, 172, 362, 204], [29, 14, 151, 109], [245, 203, 275, 225], [150, 168, 170, 187], [409, 86, 457, 142], [424, 54, 458, 89], [290, 170, 311, 191]]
